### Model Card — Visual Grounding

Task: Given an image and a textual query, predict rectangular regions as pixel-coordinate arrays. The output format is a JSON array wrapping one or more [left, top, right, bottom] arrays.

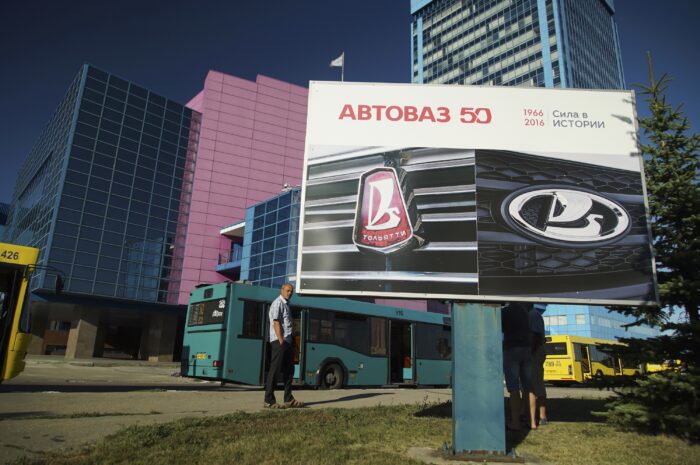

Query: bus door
[[581, 344, 593, 381], [292, 307, 303, 381], [572, 342, 591, 383], [389, 320, 412, 384], [229, 299, 267, 385], [613, 351, 622, 375]]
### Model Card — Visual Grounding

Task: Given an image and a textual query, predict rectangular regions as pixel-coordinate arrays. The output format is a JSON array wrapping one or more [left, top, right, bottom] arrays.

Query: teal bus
[[181, 282, 452, 388]]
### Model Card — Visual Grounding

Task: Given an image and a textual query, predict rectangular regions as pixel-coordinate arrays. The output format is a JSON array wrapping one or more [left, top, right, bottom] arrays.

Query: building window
[[544, 315, 567, 326]]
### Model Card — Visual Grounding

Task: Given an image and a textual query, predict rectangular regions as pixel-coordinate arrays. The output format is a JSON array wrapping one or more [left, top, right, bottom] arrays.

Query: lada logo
[[353, 168, 414, 254], [503, 186, 630, 245]]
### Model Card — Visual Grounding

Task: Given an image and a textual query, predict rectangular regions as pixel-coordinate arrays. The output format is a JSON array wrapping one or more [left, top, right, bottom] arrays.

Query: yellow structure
[[544, 334, 640, 384], [0, 243, 39, 381]]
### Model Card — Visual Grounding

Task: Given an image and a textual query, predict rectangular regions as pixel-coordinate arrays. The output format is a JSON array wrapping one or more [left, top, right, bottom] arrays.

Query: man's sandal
[[263, 402, 287, 409], [284, 398, 305, 408]]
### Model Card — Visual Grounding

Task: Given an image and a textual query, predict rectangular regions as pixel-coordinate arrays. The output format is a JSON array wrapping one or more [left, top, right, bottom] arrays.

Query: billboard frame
[[296, 81, 659, 307]]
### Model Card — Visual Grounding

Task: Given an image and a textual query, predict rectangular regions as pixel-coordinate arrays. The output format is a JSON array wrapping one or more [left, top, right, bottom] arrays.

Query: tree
[[602, 55, 700, 441]]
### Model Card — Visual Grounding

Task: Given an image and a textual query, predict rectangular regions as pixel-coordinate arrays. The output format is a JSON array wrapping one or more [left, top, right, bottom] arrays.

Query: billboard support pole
[[452, 302, 506, 456]]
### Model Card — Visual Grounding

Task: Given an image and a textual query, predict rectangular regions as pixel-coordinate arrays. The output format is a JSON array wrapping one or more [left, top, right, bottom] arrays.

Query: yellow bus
[[644, 360, 683, 374], [0, 242, 39, 382], [543, 335, 640, 384]]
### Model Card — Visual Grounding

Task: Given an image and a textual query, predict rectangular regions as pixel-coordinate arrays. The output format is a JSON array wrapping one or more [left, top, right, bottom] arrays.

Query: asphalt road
[[0, 356, 615, 463]]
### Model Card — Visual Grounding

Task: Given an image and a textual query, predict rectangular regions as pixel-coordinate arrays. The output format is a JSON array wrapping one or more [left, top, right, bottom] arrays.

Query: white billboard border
[[295, 82, 659, 308]]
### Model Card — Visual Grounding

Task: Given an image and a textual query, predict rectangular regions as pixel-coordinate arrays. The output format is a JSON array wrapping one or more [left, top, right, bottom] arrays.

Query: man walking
[[264, 283, 304, 409]]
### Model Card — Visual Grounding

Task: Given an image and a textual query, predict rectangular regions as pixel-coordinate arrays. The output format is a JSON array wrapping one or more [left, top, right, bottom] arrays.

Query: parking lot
[[0, 356, 614, 463]]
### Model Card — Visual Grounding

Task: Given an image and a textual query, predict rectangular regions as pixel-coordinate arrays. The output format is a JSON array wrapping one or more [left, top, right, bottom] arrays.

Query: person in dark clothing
[[263, 283, 304, 409], [528, 304, 548, 426], [501, 302, 537, 430]]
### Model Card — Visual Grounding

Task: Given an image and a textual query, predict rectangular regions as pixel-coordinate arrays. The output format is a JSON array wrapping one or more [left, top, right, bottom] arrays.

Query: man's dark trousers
[[264, 340, 294, 405]]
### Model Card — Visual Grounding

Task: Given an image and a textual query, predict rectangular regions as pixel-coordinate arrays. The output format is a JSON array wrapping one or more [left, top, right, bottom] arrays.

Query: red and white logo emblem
[[353, 168, 414, 253]]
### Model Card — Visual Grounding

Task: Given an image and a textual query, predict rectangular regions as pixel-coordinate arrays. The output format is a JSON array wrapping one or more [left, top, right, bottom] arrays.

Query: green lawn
[[13, 400, 700, 465]]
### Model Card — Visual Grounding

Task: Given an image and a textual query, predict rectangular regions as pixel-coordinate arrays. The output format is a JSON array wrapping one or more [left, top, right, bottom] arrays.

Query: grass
[[11, 400, 700, 465]]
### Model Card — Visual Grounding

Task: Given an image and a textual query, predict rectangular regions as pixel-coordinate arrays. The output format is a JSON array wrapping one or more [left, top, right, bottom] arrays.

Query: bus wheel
[[321, 364, 343, 389]]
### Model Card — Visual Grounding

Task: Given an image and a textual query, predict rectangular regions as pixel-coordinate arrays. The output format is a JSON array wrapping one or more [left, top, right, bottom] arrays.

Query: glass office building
[[543, 304, 658, 340], [411, 0, 625, 89], [0, 203, 10, 239], [4, 64, 200, 359], [5, 65, 199, 303], [240, 188, 301, 288]]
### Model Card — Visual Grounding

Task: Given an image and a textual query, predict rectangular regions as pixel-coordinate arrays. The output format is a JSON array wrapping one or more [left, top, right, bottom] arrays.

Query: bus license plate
[[196, 352, 207, 360]]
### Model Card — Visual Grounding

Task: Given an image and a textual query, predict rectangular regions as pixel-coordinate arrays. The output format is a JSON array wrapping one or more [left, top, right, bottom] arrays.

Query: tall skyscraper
[[411, 0, 625, 89]]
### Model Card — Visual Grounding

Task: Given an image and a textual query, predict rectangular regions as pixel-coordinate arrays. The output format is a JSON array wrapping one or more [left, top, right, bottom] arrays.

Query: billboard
[[296, 81, 657, 306]]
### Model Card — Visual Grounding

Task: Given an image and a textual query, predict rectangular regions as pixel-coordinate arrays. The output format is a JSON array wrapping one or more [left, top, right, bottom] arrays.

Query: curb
[[25, 355, 181, 369]]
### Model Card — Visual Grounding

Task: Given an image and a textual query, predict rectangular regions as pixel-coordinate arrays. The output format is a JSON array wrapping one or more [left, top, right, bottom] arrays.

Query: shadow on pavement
[[304, 392, 392, 406]]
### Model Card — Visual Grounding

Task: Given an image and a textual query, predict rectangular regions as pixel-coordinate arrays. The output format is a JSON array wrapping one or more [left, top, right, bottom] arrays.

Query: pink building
[[178, 71, 308, 304]]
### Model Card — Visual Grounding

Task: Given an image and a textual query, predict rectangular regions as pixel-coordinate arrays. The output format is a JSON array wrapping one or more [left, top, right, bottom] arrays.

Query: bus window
[[545, 342, 567, 356], [369, 317, 386, 355], [187, 298, 226, 326], [589, 345, 615, 369], [241, 300, 263, 337], [308, 310, 370, 355], [309, 311, 332, 343], [333, 312, 369, 353], [415, 324, 452, 360]]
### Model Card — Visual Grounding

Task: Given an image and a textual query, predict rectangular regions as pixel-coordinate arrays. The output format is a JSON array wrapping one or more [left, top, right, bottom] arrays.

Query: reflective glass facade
[[411, 0, 624, 89], [240, 188, 301, 289], [4, 71, 82, 254], [543, 305, 658, 340], [0, 203, 10, 240], [5, 65, 201, 304]]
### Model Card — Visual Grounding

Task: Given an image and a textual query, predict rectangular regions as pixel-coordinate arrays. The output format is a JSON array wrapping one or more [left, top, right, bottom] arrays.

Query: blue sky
[[1, 0, 697, 203]]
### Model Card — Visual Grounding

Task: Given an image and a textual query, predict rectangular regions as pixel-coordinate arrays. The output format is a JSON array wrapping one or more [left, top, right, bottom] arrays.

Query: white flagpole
[[330, 52, 345, 82]]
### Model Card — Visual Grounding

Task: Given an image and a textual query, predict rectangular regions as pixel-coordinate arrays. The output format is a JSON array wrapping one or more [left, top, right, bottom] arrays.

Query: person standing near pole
[[264, 283, 304, 409], [501, 302, 537, 430], [529, 304, 548, 426]]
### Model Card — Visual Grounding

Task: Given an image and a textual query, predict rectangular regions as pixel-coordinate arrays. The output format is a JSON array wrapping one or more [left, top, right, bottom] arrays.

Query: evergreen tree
[[602, 55, 700, 441]]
